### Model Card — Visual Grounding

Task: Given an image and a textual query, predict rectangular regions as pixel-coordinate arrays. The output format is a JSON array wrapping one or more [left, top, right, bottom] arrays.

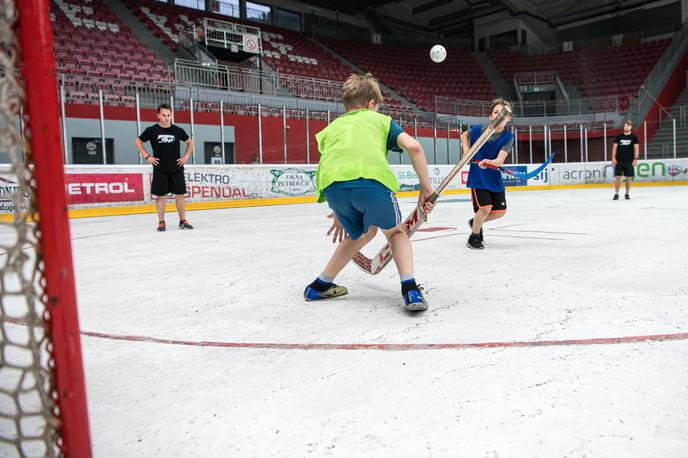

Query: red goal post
[[1, 0, 91, 456]]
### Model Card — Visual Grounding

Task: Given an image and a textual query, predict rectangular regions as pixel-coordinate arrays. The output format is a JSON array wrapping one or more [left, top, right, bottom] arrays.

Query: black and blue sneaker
[[401, 280, 427, 311], [304, 280, 348, 301]]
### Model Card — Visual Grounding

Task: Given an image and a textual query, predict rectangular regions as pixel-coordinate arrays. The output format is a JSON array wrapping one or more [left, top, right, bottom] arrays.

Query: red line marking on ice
[[4, 317, 686, 351], [80, 331, 688, 351], [417, 226, 456, 232]]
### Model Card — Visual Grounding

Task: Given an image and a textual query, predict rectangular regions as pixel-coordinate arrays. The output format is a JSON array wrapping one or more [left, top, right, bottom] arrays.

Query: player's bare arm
[[177, 137, 193, 166], [480, 150, 509, 168], [461, 130, 470, 157], [397, 132, 435, 214], [135, 137, 159, 166], [611, 143, 618, 165]]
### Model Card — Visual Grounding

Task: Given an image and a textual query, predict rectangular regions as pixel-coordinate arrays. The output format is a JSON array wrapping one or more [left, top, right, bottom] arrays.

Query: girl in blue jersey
[[460, 98, 513, 249]]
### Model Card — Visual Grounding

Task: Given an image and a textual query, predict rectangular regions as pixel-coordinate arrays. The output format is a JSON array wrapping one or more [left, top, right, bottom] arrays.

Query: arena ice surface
[[65, 187, 688, 456]]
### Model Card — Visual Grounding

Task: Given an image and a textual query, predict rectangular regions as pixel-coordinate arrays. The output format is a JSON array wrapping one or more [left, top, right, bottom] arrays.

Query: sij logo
[[270, 168, 316, 196]]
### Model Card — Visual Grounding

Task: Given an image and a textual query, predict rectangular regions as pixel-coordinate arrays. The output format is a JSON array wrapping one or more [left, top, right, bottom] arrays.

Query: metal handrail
[[514, 71, 557, 85], [179, 28, 217, 65], [435, 95, 619, 118], [55, 72, 427, 121], [555, 75, 569, 101]]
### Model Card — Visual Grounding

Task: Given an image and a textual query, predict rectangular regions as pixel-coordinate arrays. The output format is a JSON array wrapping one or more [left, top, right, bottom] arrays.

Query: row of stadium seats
[[322, 39, 495, 111], [50, 0, 172, 87], [487, 39, 670, 109], [49, 0, 671, 115], [121, 0, 408, 110]]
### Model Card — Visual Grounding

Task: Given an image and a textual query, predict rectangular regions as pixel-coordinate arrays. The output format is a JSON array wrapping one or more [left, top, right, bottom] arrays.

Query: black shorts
[[471, 188, 507, 213], [151, 169, 186, 196], [614, 163, 634, 177]]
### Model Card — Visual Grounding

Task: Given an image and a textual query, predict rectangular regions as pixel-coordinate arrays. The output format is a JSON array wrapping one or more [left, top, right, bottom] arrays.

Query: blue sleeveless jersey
[[466, 125, 514, 192]]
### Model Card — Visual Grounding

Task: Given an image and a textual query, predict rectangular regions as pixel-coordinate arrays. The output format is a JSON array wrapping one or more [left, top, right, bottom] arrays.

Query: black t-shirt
[[139, 124, 190, 172], [614, 133, 638, 163]]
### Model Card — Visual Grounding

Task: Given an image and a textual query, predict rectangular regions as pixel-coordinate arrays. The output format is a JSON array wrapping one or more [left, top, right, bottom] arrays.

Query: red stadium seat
[[51, 0, 170, 105], [487, 40, 670, 103], [322, 38, 496, 107]]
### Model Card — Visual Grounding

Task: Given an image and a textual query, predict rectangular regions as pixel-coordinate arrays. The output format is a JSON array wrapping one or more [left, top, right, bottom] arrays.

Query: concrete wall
[[59, 118, 236, 165], [474, 11, 551, 53]]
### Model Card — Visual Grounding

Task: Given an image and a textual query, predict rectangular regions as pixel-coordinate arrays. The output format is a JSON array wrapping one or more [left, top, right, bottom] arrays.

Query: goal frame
[[14, 0, 92, 455]]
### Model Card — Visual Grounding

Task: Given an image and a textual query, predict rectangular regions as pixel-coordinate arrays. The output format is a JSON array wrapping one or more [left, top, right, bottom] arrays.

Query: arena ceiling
[[298, 0, 661, 28], [500, 0, 660, 26]]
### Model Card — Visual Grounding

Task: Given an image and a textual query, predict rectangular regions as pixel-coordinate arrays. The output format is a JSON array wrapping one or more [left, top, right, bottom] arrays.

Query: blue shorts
[[323, 179, 401, 240]]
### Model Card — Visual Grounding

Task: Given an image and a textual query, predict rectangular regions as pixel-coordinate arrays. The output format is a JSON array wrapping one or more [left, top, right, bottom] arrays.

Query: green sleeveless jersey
[[315, 109, 399, 203]]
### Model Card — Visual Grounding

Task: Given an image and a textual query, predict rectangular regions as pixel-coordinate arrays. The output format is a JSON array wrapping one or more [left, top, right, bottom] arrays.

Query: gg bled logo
[[667, 165, 685, 177]]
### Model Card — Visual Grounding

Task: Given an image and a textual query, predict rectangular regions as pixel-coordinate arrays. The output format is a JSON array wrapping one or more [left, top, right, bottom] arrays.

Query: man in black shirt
[[611, 120, 639, 200], [135, 103, 194, 231]]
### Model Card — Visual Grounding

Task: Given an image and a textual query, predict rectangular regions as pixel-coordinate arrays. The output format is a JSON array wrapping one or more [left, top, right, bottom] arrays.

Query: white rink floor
[[70, 186, 688, 457]]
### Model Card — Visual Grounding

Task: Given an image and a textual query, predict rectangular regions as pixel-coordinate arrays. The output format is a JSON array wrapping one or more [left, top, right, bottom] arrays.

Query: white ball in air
[[430, 44, 447, 63]]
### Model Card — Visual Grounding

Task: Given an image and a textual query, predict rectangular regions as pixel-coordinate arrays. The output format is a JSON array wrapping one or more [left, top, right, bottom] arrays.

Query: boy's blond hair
[[342, 73, 384, 110], [490, 97, 513, 114]]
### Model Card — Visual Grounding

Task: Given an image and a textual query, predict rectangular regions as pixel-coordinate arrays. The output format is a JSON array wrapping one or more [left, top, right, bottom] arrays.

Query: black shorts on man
[[471, 188, 507, 213], [139, 123, 190, 197], [614, 162, 634, 178], [152, 169, 186, 196]]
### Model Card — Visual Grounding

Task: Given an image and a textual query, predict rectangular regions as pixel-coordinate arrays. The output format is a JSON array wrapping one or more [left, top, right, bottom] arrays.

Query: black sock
[[309, 277, 332, 292], [401, 279, 419, 296]]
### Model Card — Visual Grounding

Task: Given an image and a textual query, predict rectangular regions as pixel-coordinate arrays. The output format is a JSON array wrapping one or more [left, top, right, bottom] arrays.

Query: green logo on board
[[270, 168, 317, 196]]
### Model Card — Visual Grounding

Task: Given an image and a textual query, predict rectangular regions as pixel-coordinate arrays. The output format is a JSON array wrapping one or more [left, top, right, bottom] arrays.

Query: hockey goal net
[[1, 1, 90, 457]]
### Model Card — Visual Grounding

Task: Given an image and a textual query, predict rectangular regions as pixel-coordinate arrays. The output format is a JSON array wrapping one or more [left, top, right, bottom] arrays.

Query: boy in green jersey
[[304, 74, 435, 311]]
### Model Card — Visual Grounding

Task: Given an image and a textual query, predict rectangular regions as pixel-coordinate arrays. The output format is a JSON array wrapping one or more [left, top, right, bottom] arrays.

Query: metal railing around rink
[[44, 74, 688, 167], [52, 76, 425, 165], [435, 95, 620, 118]]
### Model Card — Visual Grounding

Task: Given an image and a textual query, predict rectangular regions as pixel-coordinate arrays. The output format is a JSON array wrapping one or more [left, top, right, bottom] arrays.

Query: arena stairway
[[105, 0, 177, 65], [645, 86, 688, 158]]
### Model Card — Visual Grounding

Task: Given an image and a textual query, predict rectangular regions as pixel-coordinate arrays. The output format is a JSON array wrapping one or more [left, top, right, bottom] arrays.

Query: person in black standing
[[135, 103, 194, 231], [611, 120, 639, 200]]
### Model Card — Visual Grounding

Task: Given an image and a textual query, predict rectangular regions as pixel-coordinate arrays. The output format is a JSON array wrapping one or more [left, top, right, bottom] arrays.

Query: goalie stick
[[351, 105, 512, 275], [470, 152, 555, 180]]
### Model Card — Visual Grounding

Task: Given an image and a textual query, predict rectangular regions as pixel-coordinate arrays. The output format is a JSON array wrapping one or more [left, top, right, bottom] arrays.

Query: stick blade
[[351, 246, 391, 275]]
